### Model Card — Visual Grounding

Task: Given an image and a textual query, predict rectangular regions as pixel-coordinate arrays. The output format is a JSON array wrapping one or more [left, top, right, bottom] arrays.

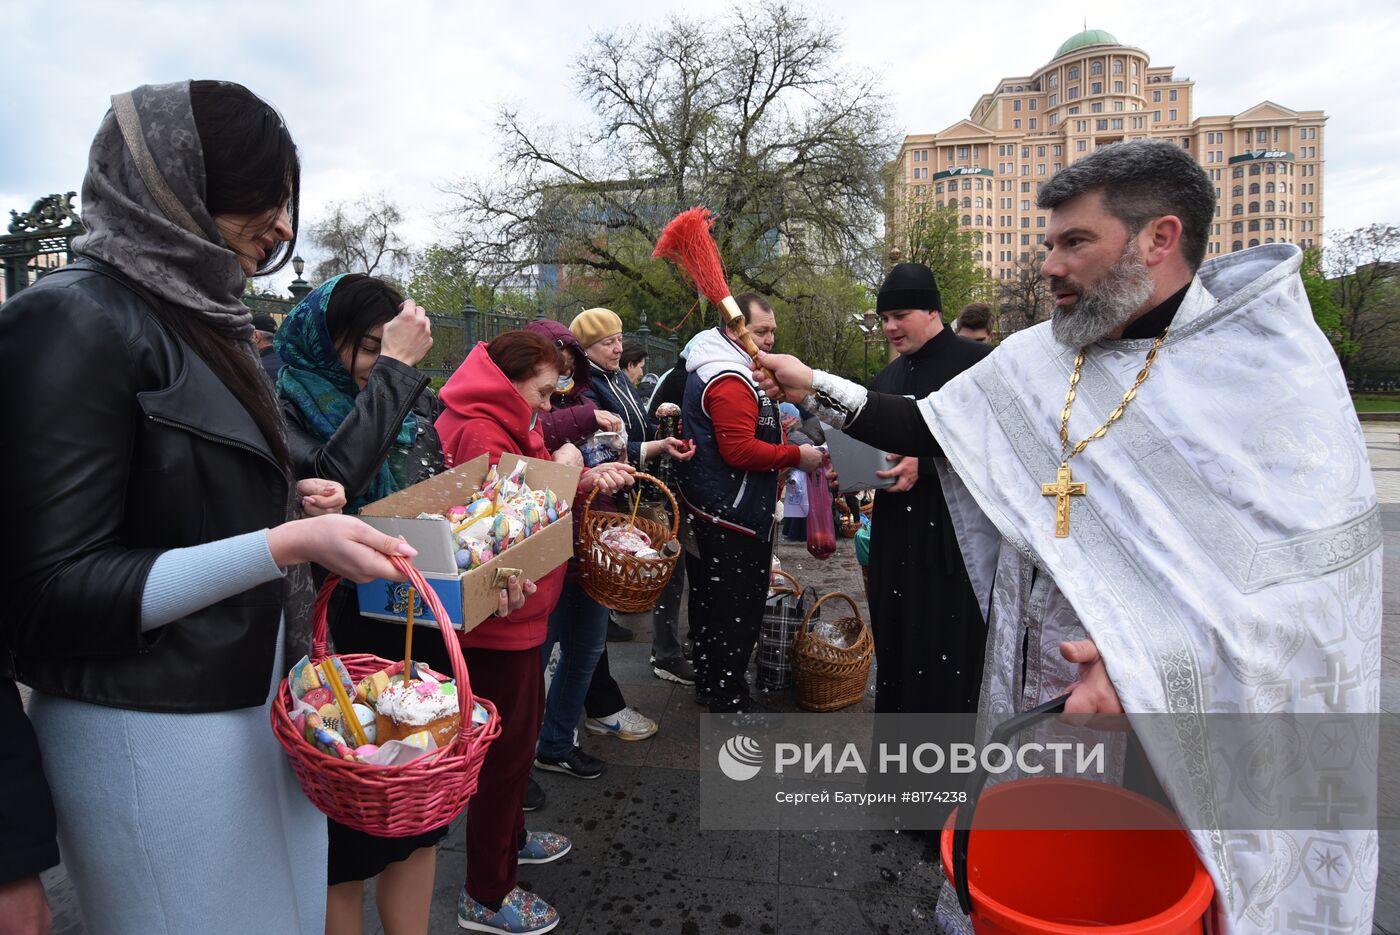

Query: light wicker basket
[[578, 472, 681, 613], [791, 591, 873, 712]]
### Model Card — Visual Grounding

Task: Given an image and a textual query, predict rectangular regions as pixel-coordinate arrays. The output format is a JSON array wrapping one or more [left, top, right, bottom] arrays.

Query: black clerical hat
[[877, 262, 941, 314]]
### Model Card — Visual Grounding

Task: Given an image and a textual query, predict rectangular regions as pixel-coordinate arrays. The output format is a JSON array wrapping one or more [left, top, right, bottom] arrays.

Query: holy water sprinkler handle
[[719, 295, 782, 399]]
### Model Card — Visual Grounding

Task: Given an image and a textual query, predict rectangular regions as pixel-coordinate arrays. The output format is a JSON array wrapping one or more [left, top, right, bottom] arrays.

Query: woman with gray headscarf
[[0, 82, 520, 935]]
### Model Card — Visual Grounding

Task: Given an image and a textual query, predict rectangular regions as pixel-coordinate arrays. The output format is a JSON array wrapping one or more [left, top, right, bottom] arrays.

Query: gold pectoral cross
[[1041, 462, 1086, 538]]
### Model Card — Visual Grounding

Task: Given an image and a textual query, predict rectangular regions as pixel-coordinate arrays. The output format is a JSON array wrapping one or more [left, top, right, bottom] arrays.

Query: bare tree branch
[[997, 254, 1054, 337], [439, 0, 896, 329], [305, 194, 410, 283]]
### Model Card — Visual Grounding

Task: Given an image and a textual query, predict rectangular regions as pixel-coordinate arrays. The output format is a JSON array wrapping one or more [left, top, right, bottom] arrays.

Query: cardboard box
[[354, 453, 580, 632]]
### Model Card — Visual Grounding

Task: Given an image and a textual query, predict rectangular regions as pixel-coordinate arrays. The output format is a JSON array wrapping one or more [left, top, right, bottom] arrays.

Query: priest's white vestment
[[916, 244, 1381, 934]]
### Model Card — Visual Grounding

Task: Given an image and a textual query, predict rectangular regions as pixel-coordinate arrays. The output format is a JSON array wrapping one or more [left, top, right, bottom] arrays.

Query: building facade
[[893, 29, 1325, 285]]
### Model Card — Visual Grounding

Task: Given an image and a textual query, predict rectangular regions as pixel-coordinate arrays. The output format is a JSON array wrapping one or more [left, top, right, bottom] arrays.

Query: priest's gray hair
[[1037, 139, 1215, 272]]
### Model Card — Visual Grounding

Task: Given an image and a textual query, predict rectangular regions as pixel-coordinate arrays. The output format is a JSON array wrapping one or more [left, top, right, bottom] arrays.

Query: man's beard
[[1049, 242, 1156, 348]]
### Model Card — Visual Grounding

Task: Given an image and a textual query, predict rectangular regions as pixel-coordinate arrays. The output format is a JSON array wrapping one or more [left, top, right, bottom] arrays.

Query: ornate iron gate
[[625, 329, 679, 375], [0, 193, 83, 301]]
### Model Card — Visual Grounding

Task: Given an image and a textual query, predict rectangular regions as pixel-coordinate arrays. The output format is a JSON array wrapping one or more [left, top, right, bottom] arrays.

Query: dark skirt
[[325, 587, 455, 885]]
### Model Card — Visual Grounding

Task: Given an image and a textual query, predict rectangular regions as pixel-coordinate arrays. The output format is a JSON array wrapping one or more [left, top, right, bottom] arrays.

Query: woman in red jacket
[[435, 330, 632, 935]]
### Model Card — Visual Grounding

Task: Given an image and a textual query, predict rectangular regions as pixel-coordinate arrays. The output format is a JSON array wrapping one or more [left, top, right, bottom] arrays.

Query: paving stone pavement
[[1365, 422, 1400, 935], [38, 425, 1400, 932]]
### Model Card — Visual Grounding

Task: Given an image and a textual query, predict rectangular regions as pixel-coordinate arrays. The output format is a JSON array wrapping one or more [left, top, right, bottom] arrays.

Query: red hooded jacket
[[435, 342, 566, 651]]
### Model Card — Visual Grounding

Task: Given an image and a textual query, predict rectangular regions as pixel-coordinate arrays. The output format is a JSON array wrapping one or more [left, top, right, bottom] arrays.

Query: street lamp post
[[288, 255, 310, 301], [462, 296, 479, 345], [852, 310, 881, 383]]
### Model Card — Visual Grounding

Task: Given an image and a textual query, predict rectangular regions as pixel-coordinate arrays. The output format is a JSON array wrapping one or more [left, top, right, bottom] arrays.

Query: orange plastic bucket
[[940, 778, 1214, 934]]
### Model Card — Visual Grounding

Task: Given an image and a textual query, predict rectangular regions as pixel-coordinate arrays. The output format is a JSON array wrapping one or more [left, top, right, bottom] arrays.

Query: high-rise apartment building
[[894, 29, 1325, 284]]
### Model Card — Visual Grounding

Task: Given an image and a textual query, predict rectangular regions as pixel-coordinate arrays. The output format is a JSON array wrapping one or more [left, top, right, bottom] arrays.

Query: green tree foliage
[[1321, 224, 1400, 375], [405, 244, 475, 315], [1300, 245, 1349, 357], [405, 243, 538, 319], [769, 270, 873, 380], [892, 202, 991, 319], [402, 244, 538, 380]]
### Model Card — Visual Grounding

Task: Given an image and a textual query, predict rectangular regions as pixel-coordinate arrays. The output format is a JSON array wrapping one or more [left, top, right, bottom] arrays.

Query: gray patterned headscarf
[[72, 81, 254, 342]]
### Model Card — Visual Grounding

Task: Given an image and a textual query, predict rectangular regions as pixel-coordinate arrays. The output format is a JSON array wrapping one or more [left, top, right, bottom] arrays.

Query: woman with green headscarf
[[276, 273, 449, 935]]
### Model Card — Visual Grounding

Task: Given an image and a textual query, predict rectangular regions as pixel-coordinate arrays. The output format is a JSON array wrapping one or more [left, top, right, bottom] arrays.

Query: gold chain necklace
[[1041, 329, 1169, 538]]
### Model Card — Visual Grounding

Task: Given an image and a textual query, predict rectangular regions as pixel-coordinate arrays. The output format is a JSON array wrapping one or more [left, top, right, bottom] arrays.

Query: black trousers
[[686, 519, 772, 711], [583, 645, 626, 719]]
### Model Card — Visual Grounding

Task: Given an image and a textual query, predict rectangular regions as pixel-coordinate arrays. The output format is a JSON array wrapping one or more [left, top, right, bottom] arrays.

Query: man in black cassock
[[865, 263, 991, 713]]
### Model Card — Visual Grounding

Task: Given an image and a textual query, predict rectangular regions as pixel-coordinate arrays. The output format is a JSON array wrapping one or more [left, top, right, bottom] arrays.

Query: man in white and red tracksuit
[[679, 293, 822, 712]]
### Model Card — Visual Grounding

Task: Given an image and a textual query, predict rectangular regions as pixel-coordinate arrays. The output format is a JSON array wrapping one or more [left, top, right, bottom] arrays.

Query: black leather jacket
[[282, 356, 442, 505], [282, 356, 443, 656], [0, 259, 290, 712]]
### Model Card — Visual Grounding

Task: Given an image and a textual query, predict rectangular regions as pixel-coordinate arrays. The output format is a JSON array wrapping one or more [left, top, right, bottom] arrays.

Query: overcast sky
[[6, 0, 1398, 292]]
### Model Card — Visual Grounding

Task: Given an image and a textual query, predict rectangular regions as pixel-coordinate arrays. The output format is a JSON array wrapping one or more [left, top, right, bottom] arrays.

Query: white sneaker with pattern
[[583, 707, 658, 741]]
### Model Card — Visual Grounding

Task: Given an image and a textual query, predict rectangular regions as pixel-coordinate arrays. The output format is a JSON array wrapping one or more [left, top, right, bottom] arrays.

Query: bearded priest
[[755, 140, 1380, 934]]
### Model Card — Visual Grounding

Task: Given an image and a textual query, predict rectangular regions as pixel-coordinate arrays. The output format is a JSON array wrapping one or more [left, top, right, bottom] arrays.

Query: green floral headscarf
[[274, 275, 417, 511]]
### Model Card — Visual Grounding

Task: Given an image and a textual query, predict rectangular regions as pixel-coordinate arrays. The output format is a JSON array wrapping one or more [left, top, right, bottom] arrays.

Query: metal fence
[[626, 329, 679, 375], [419, 304, 531, 380], [420, 314, 679, 382], [1349, 371, 1400, 394], [420, 312, 470, 380], [242, 293, 294, 317]]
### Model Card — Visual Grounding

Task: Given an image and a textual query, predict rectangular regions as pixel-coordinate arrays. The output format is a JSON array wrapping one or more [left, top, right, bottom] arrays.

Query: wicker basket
[[579, 472, 681, 613], [271, 555, 500, 836], [836, 501, 860, 538], [792, 591, 873, 712]]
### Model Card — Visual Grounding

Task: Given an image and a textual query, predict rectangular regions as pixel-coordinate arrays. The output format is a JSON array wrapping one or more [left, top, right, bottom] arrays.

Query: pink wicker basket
[[271, 555, 500, 835]]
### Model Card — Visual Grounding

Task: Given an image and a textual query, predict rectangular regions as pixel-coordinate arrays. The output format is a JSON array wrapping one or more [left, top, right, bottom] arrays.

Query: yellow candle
[[320, 659, 367, 747]]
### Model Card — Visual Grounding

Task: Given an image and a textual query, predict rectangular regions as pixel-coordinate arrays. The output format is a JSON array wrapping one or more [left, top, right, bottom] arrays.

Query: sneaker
[[523, 777, 545, 812], [517, 830, 572, 865], [584, 707, 658, 741], [533, 746, 604, 779], [651, 655, 696, 685], [458, 885, 558, 934], [606, 620, 634, 642]]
